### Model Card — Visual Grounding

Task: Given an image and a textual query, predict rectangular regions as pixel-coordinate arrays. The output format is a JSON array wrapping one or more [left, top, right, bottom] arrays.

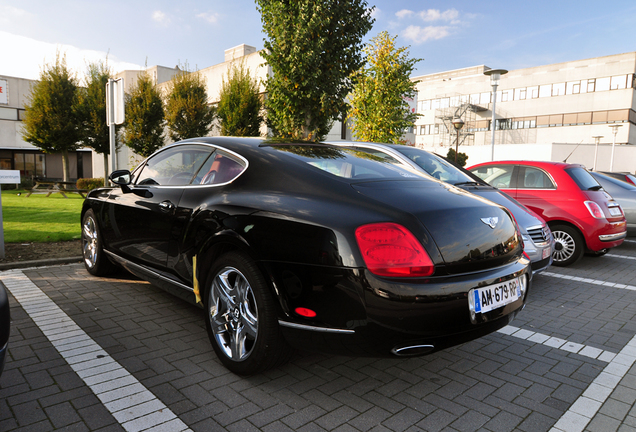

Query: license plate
[[472, 277, 522, 314], [542, 247, 551, 260], [608, 206, 622, 217]]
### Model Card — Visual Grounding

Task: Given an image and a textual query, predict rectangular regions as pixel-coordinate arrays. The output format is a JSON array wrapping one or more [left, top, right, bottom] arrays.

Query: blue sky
[[2, 0, 636, 81]]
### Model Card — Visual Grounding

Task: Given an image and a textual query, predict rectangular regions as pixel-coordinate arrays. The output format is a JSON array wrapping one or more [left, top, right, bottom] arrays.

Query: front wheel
[[551, 224, 584, 267], [82, 209, 117, 276], [204, 252, 293, 375]]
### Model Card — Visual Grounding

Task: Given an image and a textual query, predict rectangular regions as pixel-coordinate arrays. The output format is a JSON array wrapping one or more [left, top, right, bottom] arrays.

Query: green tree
[[164, 68, 215, 141], [256, 0, 374, 141], [122, 71, 165, 158], [348, 31, 421, 144], [22, 53, 81, 182], [217, 62, 263, 136], [446, 148, 469, 167], [77, 61, 112, 185]]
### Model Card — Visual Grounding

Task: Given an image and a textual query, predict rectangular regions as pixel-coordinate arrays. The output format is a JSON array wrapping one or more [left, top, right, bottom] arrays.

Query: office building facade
[[410, 52, 636, 170]]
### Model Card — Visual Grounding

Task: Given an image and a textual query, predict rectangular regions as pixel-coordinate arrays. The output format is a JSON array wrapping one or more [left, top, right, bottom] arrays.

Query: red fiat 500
[[469, 161, 627, 266]]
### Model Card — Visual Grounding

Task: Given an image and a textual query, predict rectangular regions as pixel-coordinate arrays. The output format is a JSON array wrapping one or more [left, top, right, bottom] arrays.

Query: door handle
[[159, 201, 175, 212]]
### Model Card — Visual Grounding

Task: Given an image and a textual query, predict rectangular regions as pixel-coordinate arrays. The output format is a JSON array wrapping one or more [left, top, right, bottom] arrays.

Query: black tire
[[82, 209, 117, 276], [204, 252, 293, 375], [551, 224, 584, 267]]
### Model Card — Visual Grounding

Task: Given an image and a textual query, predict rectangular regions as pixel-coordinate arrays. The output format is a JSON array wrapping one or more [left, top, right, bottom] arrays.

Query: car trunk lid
[[351, 180, 523, 274]]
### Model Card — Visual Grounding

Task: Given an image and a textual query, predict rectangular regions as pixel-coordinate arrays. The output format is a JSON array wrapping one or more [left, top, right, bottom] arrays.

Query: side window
[[471, 165, 515, 189], [198, 151, 246, 185], [520, 167, 555, 189], [135, 145, 213, 186]]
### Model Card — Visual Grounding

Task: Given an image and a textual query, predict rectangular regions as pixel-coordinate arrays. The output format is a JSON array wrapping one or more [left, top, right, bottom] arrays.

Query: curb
[[0, 256, 83, 271]]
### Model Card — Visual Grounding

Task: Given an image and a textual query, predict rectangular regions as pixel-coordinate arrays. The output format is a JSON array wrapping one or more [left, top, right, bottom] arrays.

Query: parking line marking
[[542, 271, 636, 291], [550, 333, 636, 432], [498, 326, 617, 362], [1, 269, 193, 432], [607, 254, 636, 260], [624, 239, 636, 243]]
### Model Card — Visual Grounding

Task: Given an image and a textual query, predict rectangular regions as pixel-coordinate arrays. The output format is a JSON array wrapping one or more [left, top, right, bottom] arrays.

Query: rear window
[[565, 167, 601, 190], [272, 145, 426, 180]]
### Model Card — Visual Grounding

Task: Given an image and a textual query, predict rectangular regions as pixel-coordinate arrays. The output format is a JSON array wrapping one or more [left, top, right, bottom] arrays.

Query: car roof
[[469, 160, 585, 170]]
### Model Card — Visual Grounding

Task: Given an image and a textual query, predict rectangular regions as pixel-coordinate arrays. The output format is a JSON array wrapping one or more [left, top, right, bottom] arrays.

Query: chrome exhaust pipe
[[391, 344, 434, 356]]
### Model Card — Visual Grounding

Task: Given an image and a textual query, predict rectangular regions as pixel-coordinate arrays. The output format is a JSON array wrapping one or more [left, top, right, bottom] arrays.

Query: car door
[[102, 145, 214, 269], [514, 166, 558, 220]]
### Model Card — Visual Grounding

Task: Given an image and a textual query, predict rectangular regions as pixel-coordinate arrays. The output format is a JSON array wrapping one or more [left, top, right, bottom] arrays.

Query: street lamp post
[[483, 68, 508, 161], [452, 117, 465, 164], [592, 136, 603, 171], [608, 124, 623, 171]]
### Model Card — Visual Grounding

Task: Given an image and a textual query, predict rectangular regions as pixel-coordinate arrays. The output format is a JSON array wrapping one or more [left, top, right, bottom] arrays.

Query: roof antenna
[[563, 140, 583, 163]]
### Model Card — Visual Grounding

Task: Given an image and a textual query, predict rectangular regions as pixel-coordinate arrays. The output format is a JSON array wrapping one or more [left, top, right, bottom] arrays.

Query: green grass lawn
[[1, 189, 84, 243]]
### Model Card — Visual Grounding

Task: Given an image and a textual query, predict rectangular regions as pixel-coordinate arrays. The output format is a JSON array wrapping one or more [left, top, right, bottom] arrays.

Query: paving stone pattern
[[0, 240, 635, 431]]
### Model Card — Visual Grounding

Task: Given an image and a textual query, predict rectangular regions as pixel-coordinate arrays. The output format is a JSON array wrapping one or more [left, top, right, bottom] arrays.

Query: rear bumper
[[599, 231, 627, 242], [275, 258, 532, 357]]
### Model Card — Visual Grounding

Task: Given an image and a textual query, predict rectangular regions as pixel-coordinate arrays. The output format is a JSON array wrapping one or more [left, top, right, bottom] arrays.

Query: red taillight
[[295, 307, 317, 318], [355, 223, 434, 277], [584, 201, 605, 219]]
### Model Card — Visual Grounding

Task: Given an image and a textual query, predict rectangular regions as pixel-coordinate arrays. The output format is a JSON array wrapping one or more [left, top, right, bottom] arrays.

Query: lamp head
[[452, 117, 465, 130], [484, 68, 508, 86]]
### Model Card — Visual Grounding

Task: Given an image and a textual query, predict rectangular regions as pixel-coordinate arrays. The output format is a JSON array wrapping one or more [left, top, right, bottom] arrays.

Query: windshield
[[271, 145, 427, 180], [390, 146, 479, 185], [566, 167, 602, 190]]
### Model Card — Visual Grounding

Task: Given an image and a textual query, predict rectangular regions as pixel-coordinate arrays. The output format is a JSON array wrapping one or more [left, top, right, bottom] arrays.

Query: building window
[[501, 89, 513, 102], [539, 84, 552, 98], [587, 79, 596, 92], [528, 86, 539, 98], [566, 81, 581, 95], [552, 83, 565, 96], [596, 77, 610, 92], [13, 152, 46, 178], [480, 92, 491, 104], [610, 75, 627, 90], [495, 119, 512, 130], [514, 88, 527, 100]]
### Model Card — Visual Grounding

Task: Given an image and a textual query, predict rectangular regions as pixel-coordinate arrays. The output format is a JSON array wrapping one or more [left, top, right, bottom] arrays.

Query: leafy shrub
[[76, 178, 106, 190]]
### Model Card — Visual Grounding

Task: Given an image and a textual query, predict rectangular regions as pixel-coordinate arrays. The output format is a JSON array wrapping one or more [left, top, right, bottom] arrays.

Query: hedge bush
[[76, 178, 106, 190]]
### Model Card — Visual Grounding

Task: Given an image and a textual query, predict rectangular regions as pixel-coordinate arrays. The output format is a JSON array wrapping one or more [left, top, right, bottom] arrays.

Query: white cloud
[[0, 5, 31, 24], [395, 9, 413, 19], [197, 12, 220, 24], [152, 10, 171, 26], [402, 25, 451, 44], [1, 31, 142, 80], [419, 9, 459, 22]]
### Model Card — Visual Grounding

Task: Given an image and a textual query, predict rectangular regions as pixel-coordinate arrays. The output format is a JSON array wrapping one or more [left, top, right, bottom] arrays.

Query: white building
[[409, 52, 636, 171], [0, 75, 93, 183]]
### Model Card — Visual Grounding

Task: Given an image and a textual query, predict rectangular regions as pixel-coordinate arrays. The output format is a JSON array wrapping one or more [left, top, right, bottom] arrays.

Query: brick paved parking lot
[[1, 239, 636, 432]]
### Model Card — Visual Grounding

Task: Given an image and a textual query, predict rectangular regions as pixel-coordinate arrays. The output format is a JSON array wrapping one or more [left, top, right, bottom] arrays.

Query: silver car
[[329, 141, 555, 273], [590, 171, 636, 235]]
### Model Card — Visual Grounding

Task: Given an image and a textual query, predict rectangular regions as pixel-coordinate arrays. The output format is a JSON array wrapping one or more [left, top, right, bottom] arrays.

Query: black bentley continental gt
[[81, 137, 532, 375]]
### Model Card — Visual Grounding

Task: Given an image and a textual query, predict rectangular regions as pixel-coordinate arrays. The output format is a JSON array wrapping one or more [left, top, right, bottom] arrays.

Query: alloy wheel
[[82, 215, 98, 269], [553, 230, 576, 263], [209, 266, 258, 362]]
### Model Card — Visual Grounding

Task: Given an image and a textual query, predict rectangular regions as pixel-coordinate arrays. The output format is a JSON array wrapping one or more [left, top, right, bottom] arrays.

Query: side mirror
[[109, 170, 132, 185]]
